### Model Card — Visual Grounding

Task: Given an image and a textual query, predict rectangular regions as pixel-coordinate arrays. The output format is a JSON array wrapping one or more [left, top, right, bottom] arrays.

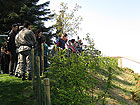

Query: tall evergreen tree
[[0, 0, 25, 33], [20, 0, 54, 46], [0, 0, 54, 46]]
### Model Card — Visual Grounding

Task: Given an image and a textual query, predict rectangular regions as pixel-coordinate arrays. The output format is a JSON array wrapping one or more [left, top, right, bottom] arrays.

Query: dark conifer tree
[[0, 0, 54, 46]]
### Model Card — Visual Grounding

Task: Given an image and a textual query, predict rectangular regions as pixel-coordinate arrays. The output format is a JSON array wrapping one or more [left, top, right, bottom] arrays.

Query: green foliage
[[53, 2, 83, 36], [46, 36, 119, 104], [47, 51, 94, 104]]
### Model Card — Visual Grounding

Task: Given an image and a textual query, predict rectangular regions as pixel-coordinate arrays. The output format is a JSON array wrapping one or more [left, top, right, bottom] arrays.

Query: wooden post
[[37, 56, 41, 105], [31, 48, 35, 90], [44, 78, 51, 105], [38, 78, 41, 105], [41, 43, 44, 76], [119, 58, 122, 68], [36, 56, 40, 76]]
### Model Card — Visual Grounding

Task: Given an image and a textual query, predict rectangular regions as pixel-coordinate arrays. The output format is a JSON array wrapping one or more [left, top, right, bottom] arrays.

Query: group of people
[[0, 21, 48, 81], [55, 33, 85, 54], [0, 21, 85, 81]]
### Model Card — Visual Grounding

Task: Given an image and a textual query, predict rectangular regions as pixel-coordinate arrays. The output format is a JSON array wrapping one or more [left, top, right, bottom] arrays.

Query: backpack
[[57, 38, 63, 48]]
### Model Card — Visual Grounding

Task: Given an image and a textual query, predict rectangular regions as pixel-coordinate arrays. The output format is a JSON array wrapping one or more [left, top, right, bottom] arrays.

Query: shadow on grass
[[93, 66, 123, 79], [108, 87, 135, 105], [0, 74, 36, 105], [112, 76, 135, 86], [111, 84, 132, 94]]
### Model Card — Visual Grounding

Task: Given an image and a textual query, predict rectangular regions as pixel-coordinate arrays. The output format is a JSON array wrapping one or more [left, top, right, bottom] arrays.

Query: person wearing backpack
[[56, 33, 68, 50]]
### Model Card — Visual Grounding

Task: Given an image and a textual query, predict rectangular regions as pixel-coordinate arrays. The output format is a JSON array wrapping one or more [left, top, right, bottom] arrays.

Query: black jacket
[[7, 30, 17, 54]]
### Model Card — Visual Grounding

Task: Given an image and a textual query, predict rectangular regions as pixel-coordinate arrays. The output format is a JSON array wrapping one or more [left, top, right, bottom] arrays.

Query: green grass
[[0, 74, 36, 105], [92, 66, 139, 105], [0, 66, 139, 105], [105, 68, 138, 105]]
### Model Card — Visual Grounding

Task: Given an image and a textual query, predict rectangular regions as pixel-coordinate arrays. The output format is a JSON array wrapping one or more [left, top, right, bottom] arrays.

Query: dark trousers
[[9, 52, 18, 75], [1, 53, 10, 74], [44, 56, 49, 68]]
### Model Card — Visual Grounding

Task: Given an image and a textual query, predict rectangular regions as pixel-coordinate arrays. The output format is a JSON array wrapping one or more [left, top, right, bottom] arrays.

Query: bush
[[45, 47, 118, 105]]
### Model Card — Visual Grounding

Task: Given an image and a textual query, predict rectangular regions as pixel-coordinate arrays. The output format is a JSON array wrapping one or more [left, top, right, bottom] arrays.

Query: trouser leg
[[26, 53, 32, 79], [40, 55, 42, 75], [15, 53, 21, 77], [9, 54, 12, 75], [9, 53, 17, 75], [18, 53, 26, 78]]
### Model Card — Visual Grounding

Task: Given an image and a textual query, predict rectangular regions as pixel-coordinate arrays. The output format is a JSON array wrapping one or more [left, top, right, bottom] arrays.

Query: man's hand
[[6, 51, 11, 55]]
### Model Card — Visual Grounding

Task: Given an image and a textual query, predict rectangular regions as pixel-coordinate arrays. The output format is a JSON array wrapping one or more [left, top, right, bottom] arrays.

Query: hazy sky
[[39, 0, 140, 61]]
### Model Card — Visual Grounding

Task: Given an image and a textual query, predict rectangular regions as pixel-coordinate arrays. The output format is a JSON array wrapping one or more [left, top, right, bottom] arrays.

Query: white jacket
[[15, 28, 36, 53]]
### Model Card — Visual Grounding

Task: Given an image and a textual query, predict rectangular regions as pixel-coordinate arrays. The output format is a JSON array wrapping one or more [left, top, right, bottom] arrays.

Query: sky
[[39, 0, 140, 73]]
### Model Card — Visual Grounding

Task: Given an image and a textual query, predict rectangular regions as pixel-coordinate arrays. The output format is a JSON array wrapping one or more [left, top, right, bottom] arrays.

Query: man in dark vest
[[7, 24, 18, 76]]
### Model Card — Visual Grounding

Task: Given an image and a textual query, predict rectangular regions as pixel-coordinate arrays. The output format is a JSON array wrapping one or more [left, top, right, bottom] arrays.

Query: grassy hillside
[[108, 68, 137, 104], [84, 63, 139, 105], [0, 74, 36, 105], [46, 51, 140, 105], [0, 67, 140, 105]]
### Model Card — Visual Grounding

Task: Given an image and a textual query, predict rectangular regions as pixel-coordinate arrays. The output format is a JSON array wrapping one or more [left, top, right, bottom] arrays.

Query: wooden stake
[[44, 78, 51, 105], [41, 43, 44, 76]]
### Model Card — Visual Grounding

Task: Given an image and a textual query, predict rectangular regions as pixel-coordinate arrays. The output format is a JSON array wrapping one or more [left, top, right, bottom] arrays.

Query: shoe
[[9, 73, 14, 76], [27, 77, 32, 81], [22, 75, 27, 81], [18, 75, 22, 78], [15, 74, 18, 77], [22, 78, 27, 81]]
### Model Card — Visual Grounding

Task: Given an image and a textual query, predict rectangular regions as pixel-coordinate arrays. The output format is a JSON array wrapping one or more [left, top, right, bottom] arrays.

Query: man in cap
[[15, 21, 36, 80]]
